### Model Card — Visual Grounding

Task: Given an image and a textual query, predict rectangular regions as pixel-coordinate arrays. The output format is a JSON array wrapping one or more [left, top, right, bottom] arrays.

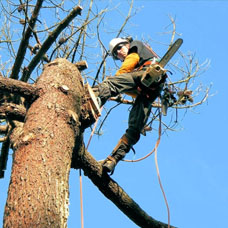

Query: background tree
[[0, 1, 211, 228]]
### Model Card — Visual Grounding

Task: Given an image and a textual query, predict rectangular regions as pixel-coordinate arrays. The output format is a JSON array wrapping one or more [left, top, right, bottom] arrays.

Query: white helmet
[[109, 38, 129, 59]]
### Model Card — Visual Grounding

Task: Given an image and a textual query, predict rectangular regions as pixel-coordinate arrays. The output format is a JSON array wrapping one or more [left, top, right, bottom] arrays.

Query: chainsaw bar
[[158, 38, 183, 68]]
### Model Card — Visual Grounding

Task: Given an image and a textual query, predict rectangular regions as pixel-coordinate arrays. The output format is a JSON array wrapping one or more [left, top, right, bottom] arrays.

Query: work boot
[[102, 156, 117, 173], [103, 138, 130, 174]]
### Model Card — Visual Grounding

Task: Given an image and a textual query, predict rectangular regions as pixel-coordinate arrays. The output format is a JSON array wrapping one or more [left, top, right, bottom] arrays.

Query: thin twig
[[21, 5, 83, 82]]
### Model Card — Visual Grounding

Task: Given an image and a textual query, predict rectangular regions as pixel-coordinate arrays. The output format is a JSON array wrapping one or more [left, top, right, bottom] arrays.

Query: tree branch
[[75, 60, 88, 72], [21, 5, 83, 82], [0, 138, 10, 178], [0, 76, 39, 100], [73, 139, 175, 228], [9, 0, 44, 80], [0, 125, 8, 134], [0, 103, 26, 122]]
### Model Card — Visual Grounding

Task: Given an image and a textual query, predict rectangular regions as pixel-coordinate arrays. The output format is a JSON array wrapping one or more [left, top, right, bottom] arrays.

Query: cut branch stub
[[75, 60, 88, 72], [80, 83, 101, 129]]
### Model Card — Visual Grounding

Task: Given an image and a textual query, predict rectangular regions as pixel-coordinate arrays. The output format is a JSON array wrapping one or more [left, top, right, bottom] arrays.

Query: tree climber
[[95, 37, 167, 174]]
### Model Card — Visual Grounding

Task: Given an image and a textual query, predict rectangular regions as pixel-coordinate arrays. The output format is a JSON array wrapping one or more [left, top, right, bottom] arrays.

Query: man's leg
[[103, 95, 152, 174], [96, 71, 143, 106], [125, 95, 152, 145], [100, 73, 164, 174]]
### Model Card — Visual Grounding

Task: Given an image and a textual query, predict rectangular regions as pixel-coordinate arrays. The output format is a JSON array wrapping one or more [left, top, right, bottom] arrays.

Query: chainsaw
[[141, 38, 183, 87]]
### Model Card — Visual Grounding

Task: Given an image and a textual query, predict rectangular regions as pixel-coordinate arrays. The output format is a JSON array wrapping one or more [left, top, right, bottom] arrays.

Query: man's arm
[[116, 53, 140, 75]]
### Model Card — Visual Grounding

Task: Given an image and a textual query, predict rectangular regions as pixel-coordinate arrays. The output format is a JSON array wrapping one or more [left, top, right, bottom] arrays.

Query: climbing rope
[[124, 111, 170, 228], [79, 106, 170, 228], [155, 113, 170, 228], [79, 169, 84, 228], [79, 107, 102, 228]]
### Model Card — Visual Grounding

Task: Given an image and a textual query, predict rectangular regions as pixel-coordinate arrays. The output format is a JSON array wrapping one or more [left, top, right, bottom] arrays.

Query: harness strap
[[137, 58, 156, 71], [138, 60, 153, 70]]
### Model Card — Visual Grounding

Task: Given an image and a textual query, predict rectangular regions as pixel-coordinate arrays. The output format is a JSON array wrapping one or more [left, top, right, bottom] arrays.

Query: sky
[[1, 1, 228, 228]]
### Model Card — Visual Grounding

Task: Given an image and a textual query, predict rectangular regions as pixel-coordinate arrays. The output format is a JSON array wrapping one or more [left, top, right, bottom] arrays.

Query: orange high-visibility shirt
[[115, 53, 140, 75]]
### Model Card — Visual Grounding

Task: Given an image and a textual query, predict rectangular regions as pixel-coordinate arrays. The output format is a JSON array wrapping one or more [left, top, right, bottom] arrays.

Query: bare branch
[[0, 76, 39, 100], [109, 95, 134, 104], [9, 0, 44, 80], [21, 5, 83, 82], [0, 138, 10, 178], [173, 86, 210, 109], [0, 103, 26, 122], [116, 0, 134, 37], [92, 0, 134, 87], [0, 125, 8, 134]]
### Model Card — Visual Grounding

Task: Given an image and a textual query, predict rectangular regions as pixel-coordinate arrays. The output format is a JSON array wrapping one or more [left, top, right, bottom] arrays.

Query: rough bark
[[0, 76, 40, 100], [3, 58, 84, 228]]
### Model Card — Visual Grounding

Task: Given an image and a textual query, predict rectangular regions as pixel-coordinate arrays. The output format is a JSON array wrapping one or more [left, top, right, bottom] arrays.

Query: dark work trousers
[[97, 70, 163, 146]]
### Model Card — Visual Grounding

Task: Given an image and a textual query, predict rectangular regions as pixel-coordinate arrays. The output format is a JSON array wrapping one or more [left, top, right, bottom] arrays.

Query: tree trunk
[[4, 58, 84, 228]]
